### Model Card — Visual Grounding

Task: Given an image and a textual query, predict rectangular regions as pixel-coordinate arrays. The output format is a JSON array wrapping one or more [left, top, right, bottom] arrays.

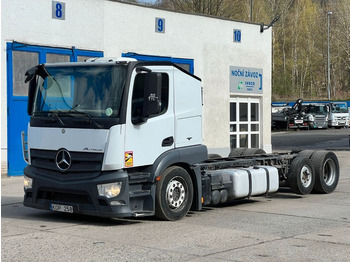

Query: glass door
[[230, 98, 260, 149]]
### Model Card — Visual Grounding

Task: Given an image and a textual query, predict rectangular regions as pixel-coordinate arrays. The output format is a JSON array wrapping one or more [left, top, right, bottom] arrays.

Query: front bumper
[[23, 166, 134, 218], [309, 121, 328, 129], [289, 123, 308, 129], [329, 120, 347, 127]]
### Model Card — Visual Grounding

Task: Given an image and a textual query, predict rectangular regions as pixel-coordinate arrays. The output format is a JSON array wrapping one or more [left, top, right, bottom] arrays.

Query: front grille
[[315, 117, 325, 121], [335, 116, 346, 121], [315, 117, 326, 125], [30, 149, 103, 173], [38, 190, 92, 204]]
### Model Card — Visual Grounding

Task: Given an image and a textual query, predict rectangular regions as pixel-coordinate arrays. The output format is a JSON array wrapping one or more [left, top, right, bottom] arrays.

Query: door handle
[[162, 136, 174, 147]]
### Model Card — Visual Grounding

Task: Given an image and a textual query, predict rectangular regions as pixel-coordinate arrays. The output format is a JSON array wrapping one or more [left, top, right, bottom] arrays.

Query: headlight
[[97, 182, 122, 198], [308, 115, 314, 121], [24, 175, 33, 190]]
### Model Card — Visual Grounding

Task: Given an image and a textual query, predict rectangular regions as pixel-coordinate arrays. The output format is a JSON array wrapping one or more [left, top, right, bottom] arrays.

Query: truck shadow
[[2, 191, 303, 225], [1, 196, 141, 226], [275, 188, 304, 198]]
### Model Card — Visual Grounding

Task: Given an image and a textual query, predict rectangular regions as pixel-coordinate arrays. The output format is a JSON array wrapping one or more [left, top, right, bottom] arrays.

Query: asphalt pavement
[[2, 141, 350, 261], [272, 128, 350, 151]]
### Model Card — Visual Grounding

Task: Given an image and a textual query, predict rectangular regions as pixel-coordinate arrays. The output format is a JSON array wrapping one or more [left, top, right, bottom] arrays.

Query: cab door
[[124, 66, 174, 168]]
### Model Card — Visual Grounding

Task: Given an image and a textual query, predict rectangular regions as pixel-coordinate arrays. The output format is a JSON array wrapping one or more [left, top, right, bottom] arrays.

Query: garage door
[[6, 42, 103, 176]]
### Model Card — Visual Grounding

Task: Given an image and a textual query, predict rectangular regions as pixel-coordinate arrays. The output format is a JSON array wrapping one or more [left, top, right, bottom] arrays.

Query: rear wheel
[[155, 166, 193, 221], [229, 148, 266, 157], [310, 151, 339, 193], [288, 157, 315, 195], [228, 148, 246, 157], [297, 150, 315, 159], [208, 153, 222, 159], [241, 148, 266, 156]]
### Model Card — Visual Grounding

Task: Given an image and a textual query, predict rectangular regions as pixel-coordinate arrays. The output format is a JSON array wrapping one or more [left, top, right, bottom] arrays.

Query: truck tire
[[297, 150, 315, 159], [208, 154, 222, 159], [155, 166, 193, 221], [309, 151, 339, 194], [229, 148, 266, 157], [288, 157, 315, 195], [241, 148, 266, 156], [228, 148, 246, 157]]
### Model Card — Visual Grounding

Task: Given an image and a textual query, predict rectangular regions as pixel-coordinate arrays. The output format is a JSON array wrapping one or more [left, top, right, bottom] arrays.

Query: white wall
[[102, 2, 272, 154], [1, 0, 272, 173]]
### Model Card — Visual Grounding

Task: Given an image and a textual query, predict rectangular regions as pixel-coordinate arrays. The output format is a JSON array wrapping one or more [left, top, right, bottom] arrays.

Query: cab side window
[[132, 73, 169, 119]]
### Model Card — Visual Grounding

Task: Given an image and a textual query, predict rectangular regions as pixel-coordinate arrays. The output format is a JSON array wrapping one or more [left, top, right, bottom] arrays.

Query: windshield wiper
[[68, 109, 103, 129], [34, 111, 66, 126], [51, 110, 67, 126]]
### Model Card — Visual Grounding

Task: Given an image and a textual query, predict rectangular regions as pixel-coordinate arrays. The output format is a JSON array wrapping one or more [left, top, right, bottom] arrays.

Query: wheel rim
[[323, 159, 336, 186], [166, 177, 186, 210], [300, 166, 312, 187]]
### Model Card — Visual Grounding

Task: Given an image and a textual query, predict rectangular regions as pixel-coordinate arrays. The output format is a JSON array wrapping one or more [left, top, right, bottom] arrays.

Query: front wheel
[[155, 166, 193, 221], [288, 157, 315, 195]]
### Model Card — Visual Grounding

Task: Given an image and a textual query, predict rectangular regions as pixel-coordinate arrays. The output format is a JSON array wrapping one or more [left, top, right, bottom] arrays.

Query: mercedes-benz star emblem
[[56, 149, 71, 172]]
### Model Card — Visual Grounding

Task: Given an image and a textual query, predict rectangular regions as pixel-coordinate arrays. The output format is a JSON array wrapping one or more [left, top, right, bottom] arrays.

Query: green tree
[[131, 0, 350, 100]]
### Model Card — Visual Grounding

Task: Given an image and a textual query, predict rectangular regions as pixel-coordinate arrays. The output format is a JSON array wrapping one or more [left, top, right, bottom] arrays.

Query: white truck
[[22, 58, 340, 220], [327, 102, 349, 128]]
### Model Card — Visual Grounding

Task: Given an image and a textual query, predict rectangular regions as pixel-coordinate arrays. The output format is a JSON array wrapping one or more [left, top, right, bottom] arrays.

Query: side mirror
[[25, 66, 39, 115], [27, 76, 37, 115], [325, 105, 329, 113]]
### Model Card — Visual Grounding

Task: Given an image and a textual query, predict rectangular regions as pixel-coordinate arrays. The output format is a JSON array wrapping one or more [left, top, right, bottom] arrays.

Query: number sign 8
[[52, 1, 65, 20], [56, 3, 62, 18]]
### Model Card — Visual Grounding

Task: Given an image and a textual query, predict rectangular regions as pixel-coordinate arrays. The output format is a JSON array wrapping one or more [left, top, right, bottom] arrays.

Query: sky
[[138, 0, 157, 3]]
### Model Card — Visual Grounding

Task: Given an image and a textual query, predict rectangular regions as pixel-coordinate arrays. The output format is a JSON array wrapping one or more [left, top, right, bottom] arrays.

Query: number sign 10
[[233, 29, 241, 43], [155, 18, 165, 33]]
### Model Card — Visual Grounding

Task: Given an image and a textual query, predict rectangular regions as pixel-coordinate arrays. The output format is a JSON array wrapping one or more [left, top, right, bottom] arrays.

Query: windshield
[[332, 103, 348, 113], [307, 105, 327, 115], [33, 64, 127, 119]]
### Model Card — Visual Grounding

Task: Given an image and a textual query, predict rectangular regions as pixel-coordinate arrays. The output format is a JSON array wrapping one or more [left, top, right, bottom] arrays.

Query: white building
[[1, 0, 272, 176]]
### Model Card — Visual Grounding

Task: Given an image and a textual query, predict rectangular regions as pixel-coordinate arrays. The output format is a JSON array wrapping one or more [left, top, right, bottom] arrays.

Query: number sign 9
[[52, 1, 65, 20], [155, 18, 165, 33], [233, 29, 241, 43]]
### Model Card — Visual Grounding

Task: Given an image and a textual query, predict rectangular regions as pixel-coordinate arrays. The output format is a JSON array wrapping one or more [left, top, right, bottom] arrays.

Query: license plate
[[50, 203, 73, 213], [295, 120, 303, 124]]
